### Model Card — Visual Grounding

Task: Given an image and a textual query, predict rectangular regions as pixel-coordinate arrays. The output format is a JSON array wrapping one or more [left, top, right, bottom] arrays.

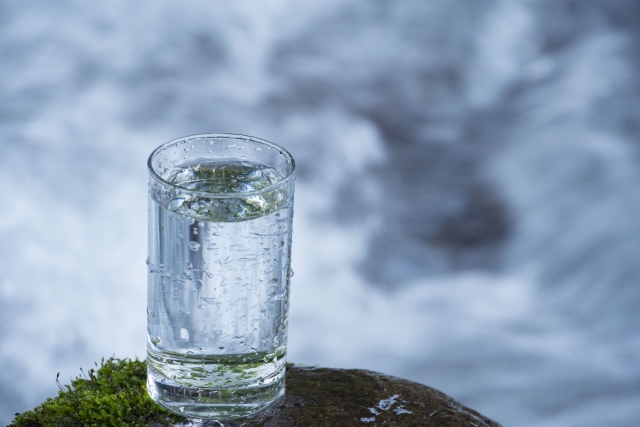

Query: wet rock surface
[[165, 366, 502, 427]]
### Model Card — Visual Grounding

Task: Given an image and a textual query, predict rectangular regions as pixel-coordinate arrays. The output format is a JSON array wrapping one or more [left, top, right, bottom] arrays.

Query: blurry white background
[[1, 1, 639, 426]]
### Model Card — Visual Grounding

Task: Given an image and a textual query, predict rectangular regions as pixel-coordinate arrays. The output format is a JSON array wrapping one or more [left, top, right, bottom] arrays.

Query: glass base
[[147, 364, 285, 420]]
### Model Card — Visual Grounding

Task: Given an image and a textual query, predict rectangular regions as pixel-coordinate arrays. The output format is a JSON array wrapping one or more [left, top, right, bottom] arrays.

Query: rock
[[10, 358, 500, 427], [164, 366, 502, 427]]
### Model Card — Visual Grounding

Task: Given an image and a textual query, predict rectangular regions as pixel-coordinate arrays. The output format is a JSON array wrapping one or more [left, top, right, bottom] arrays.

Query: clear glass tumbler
[[146, 134, 295, 419]]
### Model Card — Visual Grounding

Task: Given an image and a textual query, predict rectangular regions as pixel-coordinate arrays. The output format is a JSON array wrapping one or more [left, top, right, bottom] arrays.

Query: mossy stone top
[[10, 359, 501, 427]]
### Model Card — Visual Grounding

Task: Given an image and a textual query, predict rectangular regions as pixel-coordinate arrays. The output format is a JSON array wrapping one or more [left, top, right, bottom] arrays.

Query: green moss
[[9, 358, 183, 427]]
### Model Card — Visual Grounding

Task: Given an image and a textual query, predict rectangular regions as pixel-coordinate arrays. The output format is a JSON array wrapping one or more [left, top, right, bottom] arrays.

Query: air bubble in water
[[180, 328, 189, 342], [189, 241, 201, 251]]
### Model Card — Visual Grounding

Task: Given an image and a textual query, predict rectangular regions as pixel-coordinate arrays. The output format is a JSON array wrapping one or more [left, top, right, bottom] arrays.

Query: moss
[[9, 358, 182, 427]]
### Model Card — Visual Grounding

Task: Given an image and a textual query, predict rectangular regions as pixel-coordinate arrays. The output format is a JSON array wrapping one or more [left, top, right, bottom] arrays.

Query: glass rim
[[147, 133, 296, 198]]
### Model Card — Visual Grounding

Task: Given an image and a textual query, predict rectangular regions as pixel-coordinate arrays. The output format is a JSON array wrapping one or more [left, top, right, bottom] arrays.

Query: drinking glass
[[146, 134, 295, 419]]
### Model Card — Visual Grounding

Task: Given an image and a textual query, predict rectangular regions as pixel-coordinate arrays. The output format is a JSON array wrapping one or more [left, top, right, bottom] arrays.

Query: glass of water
[[146, 134, 295, 419]]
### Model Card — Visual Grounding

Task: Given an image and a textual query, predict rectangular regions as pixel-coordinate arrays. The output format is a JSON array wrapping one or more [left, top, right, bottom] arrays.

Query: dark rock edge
[[163, 365, 502, 427]]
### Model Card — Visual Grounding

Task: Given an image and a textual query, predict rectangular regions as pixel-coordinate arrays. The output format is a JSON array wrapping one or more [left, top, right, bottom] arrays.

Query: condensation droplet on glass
[[180, 328, 189, 342], [270, 278, 278, 284], [145, 257, 150, 265], [188, 218, 195, 225], [185, 261, 193, 270], [288, 268, 295, 278], [189, 241, 201, 251]]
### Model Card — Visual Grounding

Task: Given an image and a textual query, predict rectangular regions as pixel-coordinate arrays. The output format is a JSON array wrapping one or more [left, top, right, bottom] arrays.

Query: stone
[[163, 365, 502, 427], [10, 359, 501, 427]]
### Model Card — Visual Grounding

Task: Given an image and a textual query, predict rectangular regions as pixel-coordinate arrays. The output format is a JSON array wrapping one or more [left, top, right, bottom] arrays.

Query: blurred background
[[1, 0, 639, 425]]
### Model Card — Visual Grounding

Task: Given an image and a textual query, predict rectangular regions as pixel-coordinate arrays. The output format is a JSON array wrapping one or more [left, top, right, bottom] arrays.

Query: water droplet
[[152, 336, 164, 346], [218, 345, 225, 350], [189, 241, 201, 251], [201, 296, 217, 305], [270, 278, 278, 284], [378, 394, 399, 411], [188, 218, 195, 225], [180, 328, 189, 342], [185, 261, 193, 270], [288, 268, 295, 278], [145, 257, 150, 265]]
